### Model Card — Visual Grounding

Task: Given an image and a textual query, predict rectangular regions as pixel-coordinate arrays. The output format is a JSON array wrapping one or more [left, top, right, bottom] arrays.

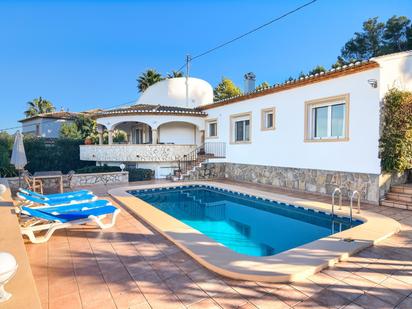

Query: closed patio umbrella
[[10, 131, 27, 187]]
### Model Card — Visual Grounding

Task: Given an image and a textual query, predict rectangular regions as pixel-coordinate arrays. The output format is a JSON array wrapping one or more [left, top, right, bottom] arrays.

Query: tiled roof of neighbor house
[[95, 104, 207, 118], [19, 111, 79, 123], [200, 60, 380, 110], [19, 109, 101, 123]]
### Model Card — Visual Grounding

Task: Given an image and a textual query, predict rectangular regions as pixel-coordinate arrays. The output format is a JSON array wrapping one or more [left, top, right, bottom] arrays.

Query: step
[[386, 192, 412, 203], [391, 184, 412, 195], [380, 199, 412, 210]]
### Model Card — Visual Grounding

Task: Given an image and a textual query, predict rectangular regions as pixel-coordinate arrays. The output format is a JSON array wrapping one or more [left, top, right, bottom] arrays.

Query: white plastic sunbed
[[20, 205, 121, 244]]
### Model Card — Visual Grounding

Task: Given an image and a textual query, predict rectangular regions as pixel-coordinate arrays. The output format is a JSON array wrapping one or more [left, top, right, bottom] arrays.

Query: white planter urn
[[0, 252, 18, 303]]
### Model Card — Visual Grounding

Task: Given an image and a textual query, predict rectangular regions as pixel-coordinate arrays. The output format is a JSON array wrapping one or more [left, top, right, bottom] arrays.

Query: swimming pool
[[130, 185, 362, 257]]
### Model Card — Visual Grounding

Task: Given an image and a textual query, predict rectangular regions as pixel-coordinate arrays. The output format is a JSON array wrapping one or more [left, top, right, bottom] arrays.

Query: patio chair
[[20, 205, 121, 244], [63, 170, 75, 190], [22, 171, 43, 194], [17, 190, 97, 207]]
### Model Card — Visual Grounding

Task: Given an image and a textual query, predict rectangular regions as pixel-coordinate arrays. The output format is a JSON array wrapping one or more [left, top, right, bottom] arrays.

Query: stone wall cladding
[[70, 172, 129, 187], [188, 163, 226, 180], [7, 171, 129, 193], [190, 162, 383, 204], [80, 144, 197, 162]]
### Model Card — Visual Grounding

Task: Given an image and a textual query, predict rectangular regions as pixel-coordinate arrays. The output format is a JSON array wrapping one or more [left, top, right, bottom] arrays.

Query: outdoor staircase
[[170, 142, 226, 181], [381, 184, 412, 210]]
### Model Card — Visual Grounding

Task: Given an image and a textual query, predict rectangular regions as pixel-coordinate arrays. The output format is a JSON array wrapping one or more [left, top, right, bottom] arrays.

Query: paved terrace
[[26, 180, 412, 309]]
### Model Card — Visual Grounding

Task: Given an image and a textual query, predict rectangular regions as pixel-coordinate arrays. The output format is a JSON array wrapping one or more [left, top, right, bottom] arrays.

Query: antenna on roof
[[185, 54, 191, 108]]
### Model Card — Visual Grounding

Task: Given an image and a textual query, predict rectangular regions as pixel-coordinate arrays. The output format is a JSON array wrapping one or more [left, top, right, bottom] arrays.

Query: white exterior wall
[[205, 68, 382, 174], [21, 118, 73, 138], [158, 122, 196, 144], [374, 51, 412, 98]]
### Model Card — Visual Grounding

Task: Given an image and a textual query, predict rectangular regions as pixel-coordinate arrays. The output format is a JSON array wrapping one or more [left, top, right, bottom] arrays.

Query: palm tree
[[166, 70, 184, 78], [137, 69, 164, 92], [24, 97, 55, 118]]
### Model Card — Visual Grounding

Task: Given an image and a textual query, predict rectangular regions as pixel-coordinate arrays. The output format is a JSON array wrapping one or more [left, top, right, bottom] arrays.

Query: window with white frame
[[206, 120, 218, 138], [305, 94, 349, 141], [231, 113, 251, 143], [261, 107, 275, 130]]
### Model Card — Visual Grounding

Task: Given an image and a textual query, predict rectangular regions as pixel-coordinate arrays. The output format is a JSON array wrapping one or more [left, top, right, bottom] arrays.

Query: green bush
[[379, 89, 412, 172], [126, 168, 154, 181], [76, 165, 121, 174], [0, 134, 93, 177], [24, 137, 91, 174], [0, 132, 16, 177]]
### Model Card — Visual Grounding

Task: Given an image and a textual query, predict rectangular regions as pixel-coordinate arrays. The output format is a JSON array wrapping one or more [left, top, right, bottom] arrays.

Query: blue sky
[[1, 0, 411, 131]]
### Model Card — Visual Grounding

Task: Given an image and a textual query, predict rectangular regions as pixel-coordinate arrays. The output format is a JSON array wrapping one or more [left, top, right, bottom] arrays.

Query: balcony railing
[[80, 144, 197, 162]]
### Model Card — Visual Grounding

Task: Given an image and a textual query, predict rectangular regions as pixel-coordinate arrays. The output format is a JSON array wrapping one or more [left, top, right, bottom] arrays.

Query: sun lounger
[[19, 188, 92, 201], [17, 191, 97, 206], [20, 205, 121, 244]]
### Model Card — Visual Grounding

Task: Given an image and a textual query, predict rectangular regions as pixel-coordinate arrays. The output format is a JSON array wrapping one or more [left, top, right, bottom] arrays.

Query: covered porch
[[95, 117, 205, 146]]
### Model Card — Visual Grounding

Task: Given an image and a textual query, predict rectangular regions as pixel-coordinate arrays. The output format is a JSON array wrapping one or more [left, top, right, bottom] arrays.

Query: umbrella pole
[[18, 169, 21, 188]]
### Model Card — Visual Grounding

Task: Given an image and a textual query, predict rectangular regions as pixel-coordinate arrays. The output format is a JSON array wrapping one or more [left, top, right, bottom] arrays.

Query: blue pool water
[[129, 185, 362, 257]]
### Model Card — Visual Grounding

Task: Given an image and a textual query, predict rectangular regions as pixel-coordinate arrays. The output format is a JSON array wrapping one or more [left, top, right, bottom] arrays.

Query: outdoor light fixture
[[0, 252, 18, 303], [120, 163, 125, 171], [367, 79, 378, 88]]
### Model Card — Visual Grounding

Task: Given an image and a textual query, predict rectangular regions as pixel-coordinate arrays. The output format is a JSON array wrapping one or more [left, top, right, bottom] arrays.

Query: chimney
[[244, 72, 256, 93]]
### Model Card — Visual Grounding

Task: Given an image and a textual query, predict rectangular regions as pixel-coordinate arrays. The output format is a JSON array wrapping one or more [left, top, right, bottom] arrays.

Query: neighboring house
[[19, 111, 78, 138], [19, 110, 98, 138], [80, 50, 412, 204]]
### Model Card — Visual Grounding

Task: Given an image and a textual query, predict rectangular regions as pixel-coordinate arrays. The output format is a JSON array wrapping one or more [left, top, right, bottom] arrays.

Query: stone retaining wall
[[7, 171, 129, 193], [190, 162, 410, 204]]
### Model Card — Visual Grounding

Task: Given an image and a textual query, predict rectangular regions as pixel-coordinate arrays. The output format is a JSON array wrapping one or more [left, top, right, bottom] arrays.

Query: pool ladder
[[331, 188, 361, 225]]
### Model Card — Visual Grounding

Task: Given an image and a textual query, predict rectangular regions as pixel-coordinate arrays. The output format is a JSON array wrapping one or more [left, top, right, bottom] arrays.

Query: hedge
[[0, 135, 93, 177], [379, 89, 412, 172], [127, 168, 154, 181]]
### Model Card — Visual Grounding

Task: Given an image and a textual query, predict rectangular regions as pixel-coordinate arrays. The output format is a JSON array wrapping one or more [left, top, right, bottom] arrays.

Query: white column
[[108, 130, 113, 145], [98, 132, 103, 145], [152, 129, 158, 144], [200, 129, 205, 145]]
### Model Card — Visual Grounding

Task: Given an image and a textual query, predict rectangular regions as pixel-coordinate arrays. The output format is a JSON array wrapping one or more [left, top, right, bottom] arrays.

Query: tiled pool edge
[[109, 181, 401, 283]]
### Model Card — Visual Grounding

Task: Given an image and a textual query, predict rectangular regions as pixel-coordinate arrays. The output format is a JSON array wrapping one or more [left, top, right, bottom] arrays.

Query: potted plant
[[84, 137, 93, 145]]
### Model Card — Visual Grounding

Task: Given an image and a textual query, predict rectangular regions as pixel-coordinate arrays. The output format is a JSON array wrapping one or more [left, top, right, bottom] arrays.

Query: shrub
[[76, 165, 121, 174], [379, 89, 412, 172], [0, 132, 16, 177], [0, 134, 93, 177], [126, 168, 154, 181], [24, 137, 91, 174]]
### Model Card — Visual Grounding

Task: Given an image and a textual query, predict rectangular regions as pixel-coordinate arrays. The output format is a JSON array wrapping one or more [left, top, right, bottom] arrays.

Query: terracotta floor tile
[[49, 291, 82, 309], [184, 298, 219, 308], [293, 298, 329, 309], [268, 284, 308, 307], [211, 286, 248, 309], [380, 276, 412, 296], [291, 278, 324, 298], [396, 296, 412, 309], [249, 293, 290, 309], [309, 288, 351, 308], [354, 293, 393, 309]]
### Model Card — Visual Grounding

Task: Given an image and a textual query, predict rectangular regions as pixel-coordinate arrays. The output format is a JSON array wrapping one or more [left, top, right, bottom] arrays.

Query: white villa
[[80, 50, 412, 204]]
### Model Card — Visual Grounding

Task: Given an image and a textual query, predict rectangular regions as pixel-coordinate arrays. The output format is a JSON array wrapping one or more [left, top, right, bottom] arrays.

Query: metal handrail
[[176, 142, 226, 178], [350, 190, 361, 223], [331, 187, 342, 217]]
